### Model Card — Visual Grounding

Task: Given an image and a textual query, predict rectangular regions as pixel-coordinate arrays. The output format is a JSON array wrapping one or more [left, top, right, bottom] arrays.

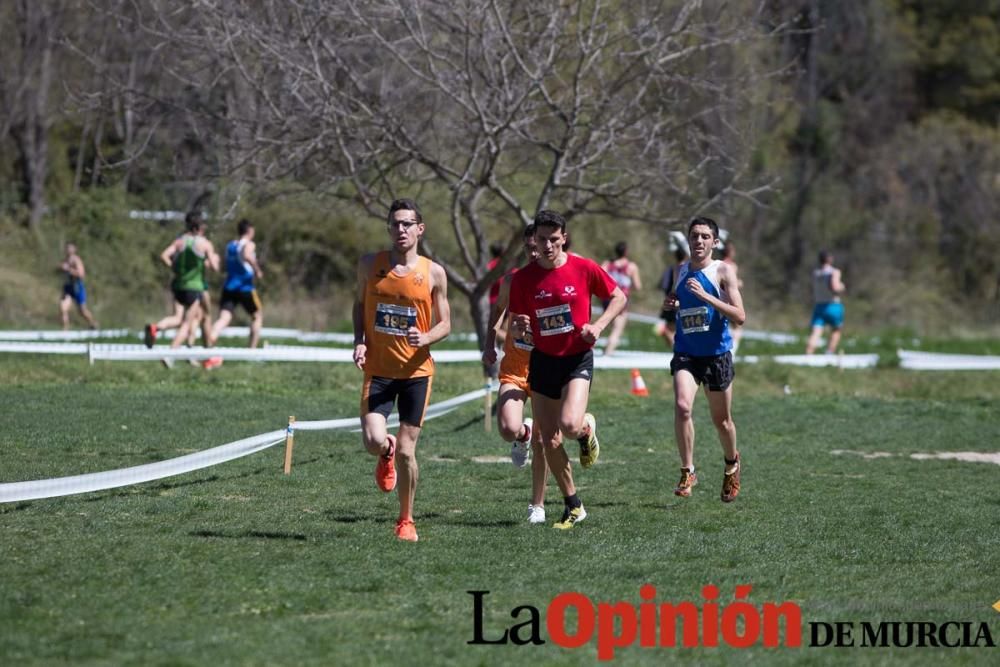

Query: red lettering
[[547, 592, 595, 649], [762, 601, 802, 647], [597, 602, 637, 661]]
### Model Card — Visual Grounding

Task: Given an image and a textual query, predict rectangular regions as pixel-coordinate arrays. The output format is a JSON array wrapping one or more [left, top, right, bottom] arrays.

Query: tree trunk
[[467, 288, 496, 378]]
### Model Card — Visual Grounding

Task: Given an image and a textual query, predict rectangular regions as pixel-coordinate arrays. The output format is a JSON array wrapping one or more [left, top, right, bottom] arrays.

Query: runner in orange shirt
[[482, 224, 553, 524], [352, 199, 451, 542]]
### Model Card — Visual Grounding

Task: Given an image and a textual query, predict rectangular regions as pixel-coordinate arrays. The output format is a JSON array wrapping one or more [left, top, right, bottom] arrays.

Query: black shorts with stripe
[[528, 348, 594, 400], [362, 375, 433, 427], [670, 351, 734, 391], [220, 289, 261, 315]]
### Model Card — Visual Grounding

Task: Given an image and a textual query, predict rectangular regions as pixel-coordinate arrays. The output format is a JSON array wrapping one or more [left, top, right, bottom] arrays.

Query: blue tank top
[[673, 260, 732, 357], [223, 239, 255, 292]]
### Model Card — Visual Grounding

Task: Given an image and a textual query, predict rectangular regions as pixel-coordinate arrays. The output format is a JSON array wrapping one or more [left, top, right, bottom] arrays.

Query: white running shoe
[[511, 418, 532, 469], [528, 504, 546, 524]]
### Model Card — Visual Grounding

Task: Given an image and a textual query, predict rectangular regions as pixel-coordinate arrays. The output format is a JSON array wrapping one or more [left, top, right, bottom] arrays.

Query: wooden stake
[[283, 416, 296, 475], [484, 382, 492, 433]]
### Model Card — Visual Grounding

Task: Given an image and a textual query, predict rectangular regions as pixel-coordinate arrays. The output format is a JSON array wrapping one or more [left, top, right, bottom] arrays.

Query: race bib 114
[[679, 306, 710, 334]]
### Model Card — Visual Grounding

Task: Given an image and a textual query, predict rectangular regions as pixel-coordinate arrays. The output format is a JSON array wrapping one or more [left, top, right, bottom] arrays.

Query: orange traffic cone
[[630, 369, 649, 397]]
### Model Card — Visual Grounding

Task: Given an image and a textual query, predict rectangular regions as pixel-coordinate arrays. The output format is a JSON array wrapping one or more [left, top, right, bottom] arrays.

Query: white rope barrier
[[0, 328, 132, 341], [0, 432, 285, 503], [0, 387, 489, 503], [0, 342, 90, 355], [5, 333, 1000, 372], [737, 353, 880, 369], [898, 349, 1000, 371]]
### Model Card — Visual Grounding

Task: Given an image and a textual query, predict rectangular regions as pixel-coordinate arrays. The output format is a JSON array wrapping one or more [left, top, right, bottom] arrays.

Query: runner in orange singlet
[[482, 224, 554, 524], [353, 199, 451, 542]]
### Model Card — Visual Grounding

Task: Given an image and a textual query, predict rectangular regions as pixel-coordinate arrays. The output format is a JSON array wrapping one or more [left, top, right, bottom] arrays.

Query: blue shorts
[[63, 281, 87, 305], [811, 302, 844, 329]]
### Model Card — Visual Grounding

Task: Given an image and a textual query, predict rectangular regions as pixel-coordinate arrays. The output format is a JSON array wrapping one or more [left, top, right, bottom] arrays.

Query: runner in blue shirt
[[662, 217, 745, 503]]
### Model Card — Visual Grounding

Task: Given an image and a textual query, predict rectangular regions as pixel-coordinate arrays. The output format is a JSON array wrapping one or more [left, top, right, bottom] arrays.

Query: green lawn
[[1, 354, 999, 666]]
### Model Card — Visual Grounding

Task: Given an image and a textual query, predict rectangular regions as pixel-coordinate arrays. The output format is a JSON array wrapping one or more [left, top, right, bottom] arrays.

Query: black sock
[[725, 456, 739, 466], [564, 494, 581, 509]]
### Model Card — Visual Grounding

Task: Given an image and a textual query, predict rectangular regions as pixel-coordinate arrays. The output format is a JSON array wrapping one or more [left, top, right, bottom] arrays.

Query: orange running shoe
[[395, 518, 418, 542], [202, 356, 224, 370], [143, 324, 158, 349], [721, 455, 740, 503], [375, 434, 397, 492], [674, 467, 698, 497]]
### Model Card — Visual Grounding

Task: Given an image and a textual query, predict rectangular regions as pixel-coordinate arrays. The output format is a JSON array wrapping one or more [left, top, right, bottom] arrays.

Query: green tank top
[[172, 236, 207, 291]]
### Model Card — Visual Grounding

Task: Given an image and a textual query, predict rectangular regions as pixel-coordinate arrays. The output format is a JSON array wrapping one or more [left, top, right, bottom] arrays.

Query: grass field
[[2, 349, 1000, 666]]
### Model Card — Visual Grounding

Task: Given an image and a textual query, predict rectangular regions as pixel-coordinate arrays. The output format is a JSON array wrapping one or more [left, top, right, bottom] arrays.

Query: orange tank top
[[363, 252, 435, 378], [499, 315, 532, 380]]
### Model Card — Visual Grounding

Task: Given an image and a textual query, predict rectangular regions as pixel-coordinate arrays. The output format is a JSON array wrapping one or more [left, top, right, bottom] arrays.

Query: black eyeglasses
[[389, 220, 420, 229]]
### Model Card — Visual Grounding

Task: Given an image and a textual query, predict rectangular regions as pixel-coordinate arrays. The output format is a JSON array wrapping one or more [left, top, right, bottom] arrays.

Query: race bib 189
[[679, 306, 710, 334], [536, 303, 575, 337], [375, 303, 417, 336]]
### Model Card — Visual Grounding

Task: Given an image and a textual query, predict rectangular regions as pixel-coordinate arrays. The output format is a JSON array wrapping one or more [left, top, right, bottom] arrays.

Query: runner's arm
[[587, 286, 627, 335], [160, 240, 179, 267], [830, 268, 845, 294], [352, 254, 373, 369], [409, 262, 451, 347], [685, 263, 746, 326], [242, 241, 264, 279], [482, 275, 511, 365], [630, 261, 642, 291]]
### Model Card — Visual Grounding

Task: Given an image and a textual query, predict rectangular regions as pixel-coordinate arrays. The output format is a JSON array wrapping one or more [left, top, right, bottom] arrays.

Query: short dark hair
[[818, 250, 833, 265], [533, 209, 566, 233], [614, 241, 627, 258], [237, 219, 253, 236], [523, 223, 536, 239], [489, 241, 504, 258], [185, 211, 204, 232], [687, 216, 719, 239], [387, 198, 422, 225]]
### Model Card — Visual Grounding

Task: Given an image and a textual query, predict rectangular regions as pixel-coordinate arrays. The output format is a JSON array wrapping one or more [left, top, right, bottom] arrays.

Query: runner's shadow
[[189, 529, 308, 541], [452, 413, 486, 432]]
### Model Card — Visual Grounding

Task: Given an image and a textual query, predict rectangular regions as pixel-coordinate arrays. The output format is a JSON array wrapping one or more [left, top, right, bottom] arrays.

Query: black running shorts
[[670, 351, 735, 391], [173, 289, 202, 307], [361, 375, 433, 427], [220, 289, 261, 315], [528, 348, 594, 400]]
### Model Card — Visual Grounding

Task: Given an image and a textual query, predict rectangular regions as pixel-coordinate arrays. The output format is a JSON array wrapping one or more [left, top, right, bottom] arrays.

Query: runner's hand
[[482, 347, 497, 366], [580, 322, 602, 345], [353, 344, 367, 369], [686, 278, 708, 301], [510, 314, 530, 338], [406, 327, 428, 347]]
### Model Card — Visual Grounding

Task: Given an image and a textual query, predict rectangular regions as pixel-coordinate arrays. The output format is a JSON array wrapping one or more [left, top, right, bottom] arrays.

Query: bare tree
[[114, 0, 786, 344], [0, 1, 68, 230]]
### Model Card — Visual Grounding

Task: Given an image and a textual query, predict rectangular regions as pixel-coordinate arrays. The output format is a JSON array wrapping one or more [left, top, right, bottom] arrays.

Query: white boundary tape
[[1, 323, 801, 345], [738, 353, 879, 369], [1, 341, 883, 369], [0, 387, 487, 503], [0, 329, 131, 341], [0, 342, 90, 355], [898, 349, 1000, 370], [606, 311, 801, 344]]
